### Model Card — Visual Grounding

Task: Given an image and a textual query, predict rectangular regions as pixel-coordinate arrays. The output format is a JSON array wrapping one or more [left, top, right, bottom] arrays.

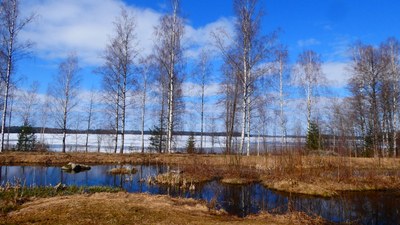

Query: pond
[[0, 165, 399, 225]]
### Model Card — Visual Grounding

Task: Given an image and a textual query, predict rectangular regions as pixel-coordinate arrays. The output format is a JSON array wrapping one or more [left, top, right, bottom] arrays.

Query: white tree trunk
[[0, 22, 14, 152], [246, 97, 251, 156], [166, 1, 178, 154], [279, 58, 286, 149], [141, 71, 147, 154], [120, 77, 127, 154], [200, 76, 205, 153], [239, 50, 248, 155], [306, 82, 311, 133], [114, 90, 119, 154], [239, 86, 247, 155], [85, 95, 94, 153], [167, 70, 174, 154]]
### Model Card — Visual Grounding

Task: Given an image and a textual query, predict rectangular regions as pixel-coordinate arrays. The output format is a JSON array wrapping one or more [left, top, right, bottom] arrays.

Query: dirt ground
[[0, 192, 326, 225]]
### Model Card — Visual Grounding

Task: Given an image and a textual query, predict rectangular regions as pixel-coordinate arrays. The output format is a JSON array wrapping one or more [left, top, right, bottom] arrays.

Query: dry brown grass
[[263, 180, 336, 197], [0, 192, 327, 225], [107, 167, 137, 175], [258, 152, 400, 196]]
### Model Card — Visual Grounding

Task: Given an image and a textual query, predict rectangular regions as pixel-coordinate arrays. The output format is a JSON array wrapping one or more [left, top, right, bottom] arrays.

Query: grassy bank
[[0, 191, 327, 225], [1, 151, 399, 197], [0, 182, 122, 215]]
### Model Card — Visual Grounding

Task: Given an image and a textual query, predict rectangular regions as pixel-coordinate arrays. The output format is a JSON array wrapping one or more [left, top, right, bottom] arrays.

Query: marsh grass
[[257, 150, 400, 196], [1, 151, 399, 196]]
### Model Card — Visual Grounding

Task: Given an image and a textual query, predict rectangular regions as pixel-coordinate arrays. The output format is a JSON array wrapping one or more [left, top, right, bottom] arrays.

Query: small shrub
[[186, 133, 196, 154], [306, 121, 320, 151], [16, 123, 36, 151]]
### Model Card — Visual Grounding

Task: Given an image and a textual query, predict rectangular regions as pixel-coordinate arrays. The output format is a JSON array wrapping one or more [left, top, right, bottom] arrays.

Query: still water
[[0, 165, 399, 225]]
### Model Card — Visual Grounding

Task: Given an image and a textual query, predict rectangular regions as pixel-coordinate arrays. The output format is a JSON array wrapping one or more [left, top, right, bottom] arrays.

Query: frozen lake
[[4, 133, 304, 153]]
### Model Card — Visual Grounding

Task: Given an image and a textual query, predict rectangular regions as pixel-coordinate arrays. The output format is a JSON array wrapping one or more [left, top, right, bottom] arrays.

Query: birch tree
[[0, 0, 34, 152], [293, 50, 325, 134], [39, 87, 51, 143], [193, 50, 212, 153], [84, 91, 96, 153], [274, 45, 288, 149], [154, 0, 184, 154], [213, 0, 274, 156], [139, 57, 153, 153], [219, 60, 240, 155], [99, 8, 138, 154], [381, 38, 400, 157], [18, 81, 39, 125], [152, 62, 168, 153], [349, 43, 387, 157], [51, 53, 81, 153]]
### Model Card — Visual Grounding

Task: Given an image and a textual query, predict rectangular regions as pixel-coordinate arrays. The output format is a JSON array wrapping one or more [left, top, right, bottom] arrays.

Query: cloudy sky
[[13, 0, 400, 131]]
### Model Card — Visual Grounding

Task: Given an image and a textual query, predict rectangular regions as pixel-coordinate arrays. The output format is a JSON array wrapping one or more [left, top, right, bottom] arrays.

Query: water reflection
[[0, 165, 399, 225]]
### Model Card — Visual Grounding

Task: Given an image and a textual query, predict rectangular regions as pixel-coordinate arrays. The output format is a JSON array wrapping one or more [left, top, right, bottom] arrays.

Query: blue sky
[[17, 0, 400, 92], [13, 0, 400, 131]]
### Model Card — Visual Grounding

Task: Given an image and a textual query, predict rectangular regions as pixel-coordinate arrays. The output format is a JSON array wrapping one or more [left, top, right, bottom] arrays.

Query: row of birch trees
[[1, 0, 400, 157]]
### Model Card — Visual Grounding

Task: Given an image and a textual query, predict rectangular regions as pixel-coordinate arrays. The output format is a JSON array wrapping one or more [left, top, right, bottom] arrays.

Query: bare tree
[[39, 86, 51, 143], [98, 8, 138, 154], [18, 81, 39, 125], [293, 50, 325, 134], [152, 62, 168, 154], [85, 91, 96, 153], [381, 38, 400, 157], [154, 0, 185, 154], [0, 0, 34, 152], [213, 0, 274, 156], [349, 43, 387, 157], [193, 49, 212, 153], [51, 53, 81, 153], [99, 59, 120, 153], [139, 57, 153, 153], [274, 45, 288, 149], [219, 61, 240, 155]]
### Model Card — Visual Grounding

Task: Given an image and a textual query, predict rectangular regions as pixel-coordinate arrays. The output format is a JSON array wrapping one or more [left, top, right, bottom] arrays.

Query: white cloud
[[326, 35, 353, 61], [183, 17, 235, 59], [322, 62, 350, 87], [20, 0, 122, 65], [181, 82, 220, 98], [297, 38, 321, 48], [20, 0, 234, 65]]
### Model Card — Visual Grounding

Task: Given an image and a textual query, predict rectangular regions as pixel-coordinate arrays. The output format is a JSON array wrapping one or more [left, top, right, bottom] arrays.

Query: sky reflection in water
[[0, 165, 399, 225]]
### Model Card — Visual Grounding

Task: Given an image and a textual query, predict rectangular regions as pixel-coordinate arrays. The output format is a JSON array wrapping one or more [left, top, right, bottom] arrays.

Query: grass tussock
[[108, 166, 137, 175], [0, 179, 122, 215], [219, 165, 260, 185]]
